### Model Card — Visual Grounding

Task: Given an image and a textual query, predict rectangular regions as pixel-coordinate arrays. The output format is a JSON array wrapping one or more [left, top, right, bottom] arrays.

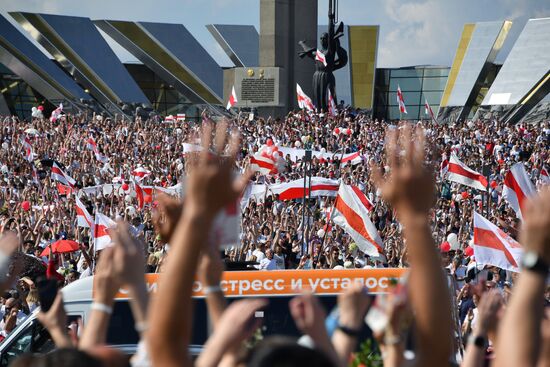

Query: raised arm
[[372, 125, 452, 366], [78, 247, 120, 350], [148, 121, 251, 367], [494, 188, 550, 367]]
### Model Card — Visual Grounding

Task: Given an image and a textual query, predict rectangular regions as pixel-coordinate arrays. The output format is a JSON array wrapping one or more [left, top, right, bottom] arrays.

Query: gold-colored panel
[[521, 72, 550, 105], [349, 26, 378, 109], [440, 24, 475, 107], [109, 21, 220, 104]]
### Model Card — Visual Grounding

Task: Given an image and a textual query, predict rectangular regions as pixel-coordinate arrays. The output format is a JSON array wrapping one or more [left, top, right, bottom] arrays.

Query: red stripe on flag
[[474, 227, 518, 267], [341, 152, 360, 163], [278, 184, 339, 201], [250, 156, 274, 169], [335, 195, 383, 253], [448, 163, 488, 187], [504, 171, 528, 212], [350, 185, 373, 212]]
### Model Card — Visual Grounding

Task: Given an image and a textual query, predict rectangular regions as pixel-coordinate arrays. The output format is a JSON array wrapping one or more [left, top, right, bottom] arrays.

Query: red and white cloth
[[21, 136, 34, 162], [473, 211, 523, 272], [86, 137, 108, 163], [51, 162, 76, 188], [134, 181, 145, 210], [332, 183, 383, 257], [539, 167, 550, 185], [250, 155, 276, 175], [93, 213, 116, 251], [328, 88, 337, 116], [424, 99, 437, 122], [226, 85, 238, 110], [269, 177, 339, 201], [297, 83, 315, 112], [445, 154, 488, 191], [131, 167, 151, 181], [176, 113, 186, 122], [396, 85, 407, 114], [502, 162, 536, 220], [440, 154, 449, 178], [315, 49, 327, 67], [340, 151, 366, 166], [75, 196, 93, 228], [164, 115, 174, 122], [50, 103, 63, 123]]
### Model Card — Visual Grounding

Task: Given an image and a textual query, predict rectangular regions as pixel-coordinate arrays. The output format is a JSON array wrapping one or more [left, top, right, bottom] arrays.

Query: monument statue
[[299, 0, 348, 112]]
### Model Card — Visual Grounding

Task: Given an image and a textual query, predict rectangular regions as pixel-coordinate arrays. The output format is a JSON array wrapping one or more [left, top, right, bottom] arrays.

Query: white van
[[0, 268, 405, 366]]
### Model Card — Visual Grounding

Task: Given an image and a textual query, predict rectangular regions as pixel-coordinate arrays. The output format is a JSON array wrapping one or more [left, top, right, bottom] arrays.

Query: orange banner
[[116, 268, 407, 298]]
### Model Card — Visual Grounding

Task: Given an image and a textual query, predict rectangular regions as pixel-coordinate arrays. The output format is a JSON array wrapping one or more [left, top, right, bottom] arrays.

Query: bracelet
[[135, 321, 148, 333], [203, 285, 222, 295], [336, 324, 361, 337], [91, 302, 113, 315]]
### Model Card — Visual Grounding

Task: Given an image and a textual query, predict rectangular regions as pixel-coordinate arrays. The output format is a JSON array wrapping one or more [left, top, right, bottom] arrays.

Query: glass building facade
[[124, 63, 203, 121], [373, 66, 449, 121], [0, 63, 51, 119]]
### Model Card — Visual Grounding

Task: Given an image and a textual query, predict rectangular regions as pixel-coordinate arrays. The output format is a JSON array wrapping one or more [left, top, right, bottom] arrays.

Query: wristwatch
[[468, 335, 488, 349], [522, 251, 549, 276]]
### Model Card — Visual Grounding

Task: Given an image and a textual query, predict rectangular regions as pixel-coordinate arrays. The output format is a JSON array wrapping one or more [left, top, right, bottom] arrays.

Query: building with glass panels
[[373, 66, 449, 121]]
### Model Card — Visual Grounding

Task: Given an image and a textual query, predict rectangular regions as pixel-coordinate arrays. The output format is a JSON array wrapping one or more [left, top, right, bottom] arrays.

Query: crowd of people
[[0, 106, 547, 366]]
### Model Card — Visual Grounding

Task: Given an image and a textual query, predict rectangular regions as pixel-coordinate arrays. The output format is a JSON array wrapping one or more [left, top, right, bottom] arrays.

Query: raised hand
[[337, 284, 372, 330], [520, 187, 550, 264], [185, 120, 252, 220], [111, 221, 146, 287], [37, 292, 72, 348], [152, 193, 183, 243], [93, 247, 121, 305], [371, 124, 435, 217]]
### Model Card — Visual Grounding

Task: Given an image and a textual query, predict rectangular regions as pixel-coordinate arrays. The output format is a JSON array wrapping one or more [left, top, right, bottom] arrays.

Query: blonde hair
[[27, 288, 39, 304]]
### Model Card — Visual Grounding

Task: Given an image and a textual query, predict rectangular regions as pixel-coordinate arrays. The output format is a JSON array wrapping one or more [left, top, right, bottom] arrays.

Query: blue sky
[[1, 0, 549, 68]]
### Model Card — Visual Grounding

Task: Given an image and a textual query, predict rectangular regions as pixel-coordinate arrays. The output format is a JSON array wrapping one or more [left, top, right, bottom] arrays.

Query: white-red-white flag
[[131, 167, 151, 182], [446, 154, 488, 191], [396, 85, 407, 114], [75, 196, 93, 228], [539, 167, 550, 185], [51, 162, 76, 188], [250, 155, 276, 175], [296, 83, 315, 112], [332, 183, 383, 257], [226, 86, 237, 110], [440, 154, 449, 178], [21, 136, 34, 162], [269, 177, 339, 201], [473, 211, 523, 272], [340, 151, 366, 166], [50, 103, 63, 122], [94, 213, 116, 251], [176, 113, 186, 122], [424, 99, 437, 122], [86, 137, 108, 163], [164, 115, 174, 122], [502, 162, 536, 220], [315, 49, 327, 66], [328, 88, 337, 116], [134, 181, 145, 210]]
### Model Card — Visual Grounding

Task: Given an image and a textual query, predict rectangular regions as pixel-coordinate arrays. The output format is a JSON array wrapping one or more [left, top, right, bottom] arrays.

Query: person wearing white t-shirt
[[259, 249, 277, 270]]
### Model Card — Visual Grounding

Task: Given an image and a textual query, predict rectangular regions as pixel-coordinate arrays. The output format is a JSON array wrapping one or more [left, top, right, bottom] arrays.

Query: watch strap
[[522, 252, 549, 275], [336, 324, 361, 337]]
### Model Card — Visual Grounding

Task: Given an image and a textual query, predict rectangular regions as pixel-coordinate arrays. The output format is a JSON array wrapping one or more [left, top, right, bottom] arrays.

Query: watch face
[[524, 252, 538, 267]]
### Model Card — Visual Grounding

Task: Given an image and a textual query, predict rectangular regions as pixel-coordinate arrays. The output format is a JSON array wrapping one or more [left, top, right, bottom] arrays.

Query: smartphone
[[36, 276, 58, 312]]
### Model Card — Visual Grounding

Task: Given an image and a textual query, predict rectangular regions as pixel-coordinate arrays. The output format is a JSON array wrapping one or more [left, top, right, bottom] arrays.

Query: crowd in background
[[0, 108, 547, 366]]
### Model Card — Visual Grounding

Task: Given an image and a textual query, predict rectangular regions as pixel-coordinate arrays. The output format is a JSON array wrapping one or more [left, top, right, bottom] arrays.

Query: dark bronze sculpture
[[299, 0, 348, 112]]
